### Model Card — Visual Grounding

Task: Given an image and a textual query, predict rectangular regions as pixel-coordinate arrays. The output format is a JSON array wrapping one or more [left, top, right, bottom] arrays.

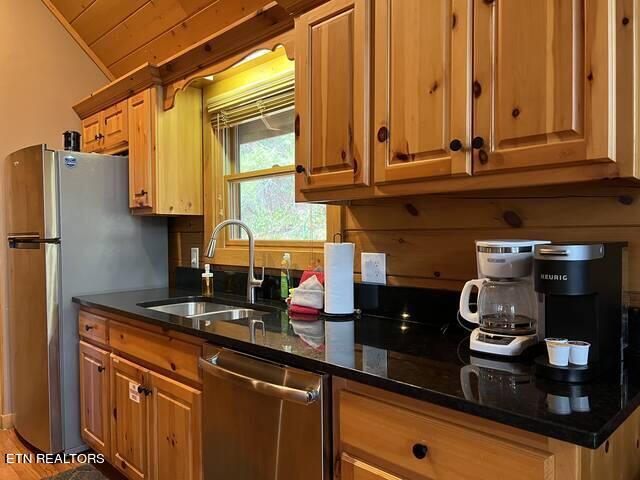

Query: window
[[224, 108, 326, 242], [208, 60, 328, 245]]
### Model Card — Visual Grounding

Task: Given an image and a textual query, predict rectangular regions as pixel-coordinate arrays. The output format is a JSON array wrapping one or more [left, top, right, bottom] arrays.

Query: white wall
[[0, 0, 108, 415]]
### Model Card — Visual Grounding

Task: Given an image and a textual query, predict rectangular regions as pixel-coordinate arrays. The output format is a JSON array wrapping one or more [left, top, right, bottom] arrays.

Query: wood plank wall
[[168, 182, 640, 305], [168, 216, 205, 287]]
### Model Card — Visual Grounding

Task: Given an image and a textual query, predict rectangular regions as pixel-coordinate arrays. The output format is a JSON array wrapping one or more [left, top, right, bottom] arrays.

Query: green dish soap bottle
[[280, 253, 291, 300]]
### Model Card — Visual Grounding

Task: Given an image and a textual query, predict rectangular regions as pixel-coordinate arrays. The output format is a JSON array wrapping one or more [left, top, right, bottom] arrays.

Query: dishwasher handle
[[199, 355, 320, 405]]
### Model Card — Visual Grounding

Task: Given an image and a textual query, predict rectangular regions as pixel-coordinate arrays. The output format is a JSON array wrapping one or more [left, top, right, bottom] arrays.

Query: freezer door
[[5, 145, 59, 238], [7, 239, 62, 453]]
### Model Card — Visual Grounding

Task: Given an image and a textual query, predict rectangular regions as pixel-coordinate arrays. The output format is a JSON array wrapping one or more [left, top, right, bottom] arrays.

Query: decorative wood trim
[[72, 4, 294, 119], [40, 0, 115, 81], [73, 63, 161, 119], [275, 0, 330, 16], [162, 28, 295, 111]]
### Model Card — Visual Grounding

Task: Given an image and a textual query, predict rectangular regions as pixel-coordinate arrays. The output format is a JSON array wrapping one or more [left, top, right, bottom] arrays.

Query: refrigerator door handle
[[8, 236, 61, 249]]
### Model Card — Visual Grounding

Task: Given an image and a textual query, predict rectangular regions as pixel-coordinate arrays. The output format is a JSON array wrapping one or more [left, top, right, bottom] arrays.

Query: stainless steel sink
[[144, 301, 267, 321]]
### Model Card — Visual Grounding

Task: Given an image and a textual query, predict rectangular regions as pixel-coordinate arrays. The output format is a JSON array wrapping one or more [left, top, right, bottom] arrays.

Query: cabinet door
[[341, 453, 402, 480], [79, 341, 110, 459], [295, 0, 371, 192], [102, 100, 128, 153], [128, 89, 155, 209], [473, 0, 610, 174], [374, 0, 471, 184], [148, 371, 202, 480], [81, 111, 103, 153], [111, 354, 149, 480]]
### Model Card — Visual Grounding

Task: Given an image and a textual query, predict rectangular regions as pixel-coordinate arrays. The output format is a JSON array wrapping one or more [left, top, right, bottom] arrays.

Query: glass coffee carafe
[[459, 278, 537, 336]]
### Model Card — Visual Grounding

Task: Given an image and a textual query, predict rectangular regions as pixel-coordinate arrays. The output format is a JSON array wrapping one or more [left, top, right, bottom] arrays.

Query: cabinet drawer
[[339, 392, 554, 480], [79, 310, 108, 344], [109, 321, 201, 383]]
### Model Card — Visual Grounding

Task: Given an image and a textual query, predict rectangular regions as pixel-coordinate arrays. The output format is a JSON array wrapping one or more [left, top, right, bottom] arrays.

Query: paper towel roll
[[324, 242, 355, 314]]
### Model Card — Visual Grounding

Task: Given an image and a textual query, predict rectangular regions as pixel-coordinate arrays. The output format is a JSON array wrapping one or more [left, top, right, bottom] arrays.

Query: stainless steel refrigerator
[[5, 144, 168, 453]]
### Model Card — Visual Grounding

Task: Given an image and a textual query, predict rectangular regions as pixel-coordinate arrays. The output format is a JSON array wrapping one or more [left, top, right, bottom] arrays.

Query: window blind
[[207, 70, 294, 128]]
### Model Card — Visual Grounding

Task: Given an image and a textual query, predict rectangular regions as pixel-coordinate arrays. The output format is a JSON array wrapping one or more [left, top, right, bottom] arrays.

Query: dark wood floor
[[0, 429, 124, 479]]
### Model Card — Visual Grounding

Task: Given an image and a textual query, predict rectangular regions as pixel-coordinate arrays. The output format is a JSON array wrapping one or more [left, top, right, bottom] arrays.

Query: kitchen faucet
[[206, 219, 264, 303]]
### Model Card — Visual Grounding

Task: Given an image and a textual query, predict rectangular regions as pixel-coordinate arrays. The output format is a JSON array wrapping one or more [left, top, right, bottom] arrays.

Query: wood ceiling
[[43, 0, 273, 79]]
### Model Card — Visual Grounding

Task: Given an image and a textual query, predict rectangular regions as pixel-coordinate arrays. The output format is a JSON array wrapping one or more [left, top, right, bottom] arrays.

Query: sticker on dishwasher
[[129, 382, 141, 403]]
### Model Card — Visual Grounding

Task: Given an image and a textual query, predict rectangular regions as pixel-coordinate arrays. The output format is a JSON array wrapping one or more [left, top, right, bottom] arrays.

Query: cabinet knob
[[412, 443, 429, 459], [295, 165, 306, 174], [137, 386, 152, 396], [85, 324, 94, 331], [478, 149, 489, 165], [134, 189, 148, 197], [449, 139, 463, 151], [471, 137, 484, 149], [94, 134, 99, 141], [294, 114, 300, 138], [97, 366, 105, 373], [377, 126, 389, 143]]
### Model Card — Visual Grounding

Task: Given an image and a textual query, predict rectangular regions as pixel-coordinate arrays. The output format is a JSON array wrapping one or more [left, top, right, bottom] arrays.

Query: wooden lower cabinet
[[111, 355, 150, 480], [79, 341, 110, 459], [341, 453, 402, 480], [107, 354, 203, 480], [148, 371, 202, 480]]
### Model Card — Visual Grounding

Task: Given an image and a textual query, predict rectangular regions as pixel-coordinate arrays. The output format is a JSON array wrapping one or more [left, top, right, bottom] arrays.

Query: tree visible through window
[[225, 108, 326, 241]]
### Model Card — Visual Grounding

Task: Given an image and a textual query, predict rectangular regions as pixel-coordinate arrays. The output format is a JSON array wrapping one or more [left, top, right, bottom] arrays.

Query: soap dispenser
[[202, 264, 214, 297]]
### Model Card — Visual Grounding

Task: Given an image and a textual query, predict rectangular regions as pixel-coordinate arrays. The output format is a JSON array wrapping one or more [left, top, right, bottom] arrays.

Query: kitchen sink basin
[[142, 300, 268, 321]]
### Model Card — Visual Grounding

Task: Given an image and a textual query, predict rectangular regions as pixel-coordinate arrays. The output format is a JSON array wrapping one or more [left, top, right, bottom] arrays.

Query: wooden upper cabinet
[[128, 86, 203, 215], [81, 111, 102, 153], [102, 100, 128, 153], [111, 354, 150, 480], [295, 0, 371, 193], [128, 89, 155, 210], [374, 0, 472, 184], [473, 0, 612, 174], [148, 371, 202, 480], [79, 341, 110, 459]]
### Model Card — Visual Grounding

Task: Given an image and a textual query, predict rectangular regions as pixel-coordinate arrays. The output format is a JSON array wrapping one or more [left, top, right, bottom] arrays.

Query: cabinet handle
[[449, 139, 463, 151], [377, 126, 388, 143], [294, 114, 300, 138], [84, 324, 94, 331], [295, 165, 306, 174], [137, 385, 152, 396], [478, 149, 489, 165], [97, 366, 105, 373], [94, 134, 99, 141], [134, 189, 148, 197], [412, 443, 429, 459], [471, 137, 484, 149]]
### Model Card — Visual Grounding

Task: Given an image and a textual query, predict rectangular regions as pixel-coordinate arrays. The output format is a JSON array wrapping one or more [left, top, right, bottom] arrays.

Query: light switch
[[361, 252, 386, 284]]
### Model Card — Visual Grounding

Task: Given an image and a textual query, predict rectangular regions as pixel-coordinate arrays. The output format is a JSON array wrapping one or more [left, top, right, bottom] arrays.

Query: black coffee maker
[[533, 242, 627, 375]]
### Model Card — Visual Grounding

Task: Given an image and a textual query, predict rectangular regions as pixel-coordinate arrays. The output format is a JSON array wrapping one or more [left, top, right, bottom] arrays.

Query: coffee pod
[[568, 341, 590, 366], [546, 340, 571, 366]]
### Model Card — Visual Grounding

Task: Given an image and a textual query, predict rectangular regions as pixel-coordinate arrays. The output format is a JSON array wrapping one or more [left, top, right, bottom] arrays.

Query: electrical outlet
[[361, 252, 386, 284]]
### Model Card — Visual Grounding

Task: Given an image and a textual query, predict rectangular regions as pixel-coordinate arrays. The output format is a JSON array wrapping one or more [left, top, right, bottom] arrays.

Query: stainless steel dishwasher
[[200, 345, 330, 480]]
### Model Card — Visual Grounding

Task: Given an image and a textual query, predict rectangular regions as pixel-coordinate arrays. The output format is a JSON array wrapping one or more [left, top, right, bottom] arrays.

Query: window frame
[[203, 52, 341, 271]]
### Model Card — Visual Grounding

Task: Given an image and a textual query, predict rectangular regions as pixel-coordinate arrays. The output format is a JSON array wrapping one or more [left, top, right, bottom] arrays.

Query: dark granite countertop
[[72, 287, 640, 449]]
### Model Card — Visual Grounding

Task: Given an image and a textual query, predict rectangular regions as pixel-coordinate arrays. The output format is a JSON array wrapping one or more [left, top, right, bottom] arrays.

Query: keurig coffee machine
[[533, 242, 627, 378]]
